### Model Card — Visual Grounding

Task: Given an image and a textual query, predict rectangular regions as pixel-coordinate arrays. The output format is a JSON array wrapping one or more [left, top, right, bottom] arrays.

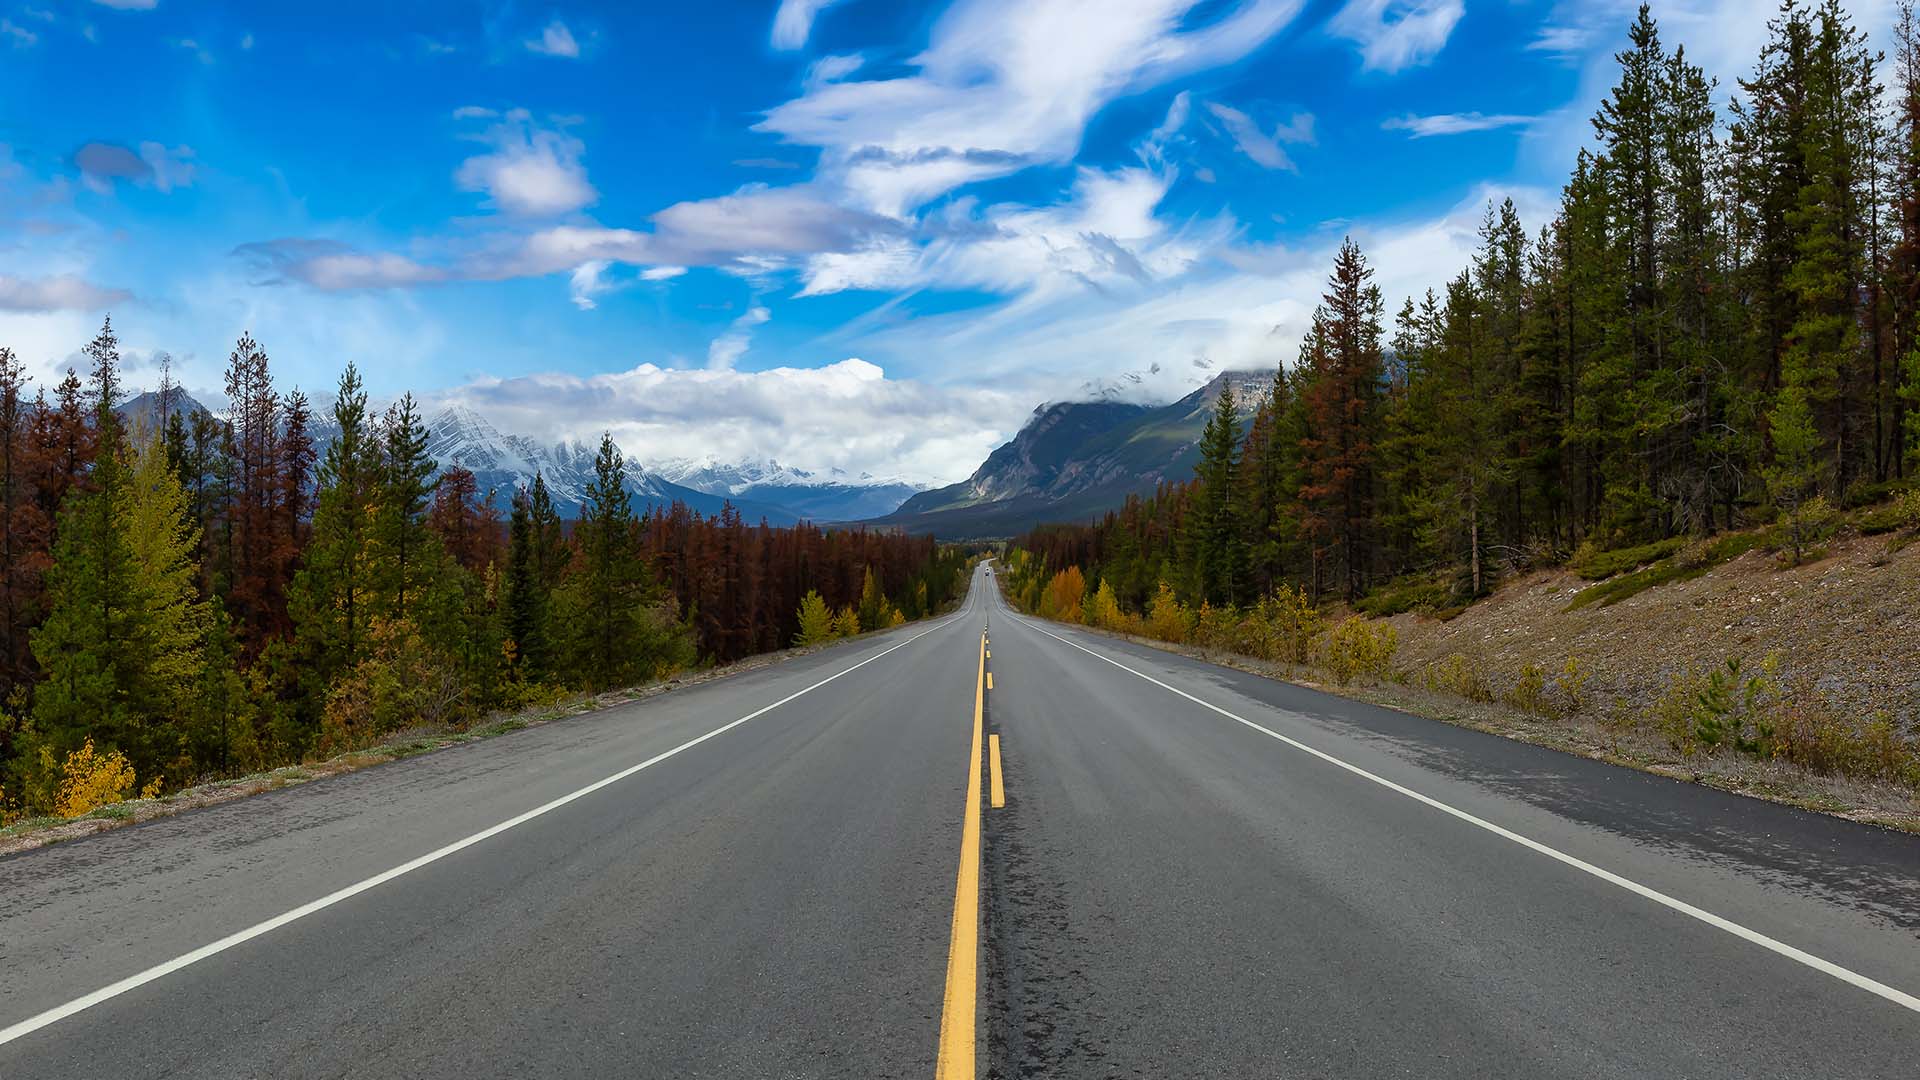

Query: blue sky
[[0, 0, 1894, 483]]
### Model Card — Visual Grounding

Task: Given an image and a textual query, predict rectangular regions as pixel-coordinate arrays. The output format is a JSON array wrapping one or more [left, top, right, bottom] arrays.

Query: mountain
[[117, 389, 212, 433], [654, 458, 923, 522], [868, 369, 1274, 539], [423, 406, 799, 523], [112, 393, 800, 524]]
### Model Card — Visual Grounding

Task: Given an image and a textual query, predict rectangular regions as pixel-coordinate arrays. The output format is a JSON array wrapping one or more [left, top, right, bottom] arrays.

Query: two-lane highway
[[4, 562, 1918, 1077]]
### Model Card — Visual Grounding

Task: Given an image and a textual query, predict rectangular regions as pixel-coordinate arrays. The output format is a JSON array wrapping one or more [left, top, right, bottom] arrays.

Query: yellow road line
[[934, 632, 986, 1079], [988, 734, 1005, 809]]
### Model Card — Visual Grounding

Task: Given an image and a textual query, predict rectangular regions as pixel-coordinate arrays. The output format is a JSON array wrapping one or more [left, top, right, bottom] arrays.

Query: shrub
[[52, 738, 137, 818], [1423, 652, 1493, 703], [1191, 602, 1241, 651], [1764, 706, 1919, 783], [1237, 588, 1322, 664], [1772, 495, 1836, 567], [1087, 579, 1125, 631], [832, 606, 861, 638], [1555, 656, 1591, 715], [1146, 581, 1193, 643], [318, 619, 464, 755], [1651, 655, 1780, 756], [1315, 617, 1398, 686], [1506, 663, 1549, 717]]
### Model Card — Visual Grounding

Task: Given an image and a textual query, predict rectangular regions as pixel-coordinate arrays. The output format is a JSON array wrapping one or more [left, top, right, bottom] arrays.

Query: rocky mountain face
[[869, 369, 1276, 538]]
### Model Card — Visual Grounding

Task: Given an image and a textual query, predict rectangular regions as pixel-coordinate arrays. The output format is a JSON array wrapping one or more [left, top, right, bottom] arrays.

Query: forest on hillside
[[1014, 1, 1920, 617], [0, 325, 969, 822]]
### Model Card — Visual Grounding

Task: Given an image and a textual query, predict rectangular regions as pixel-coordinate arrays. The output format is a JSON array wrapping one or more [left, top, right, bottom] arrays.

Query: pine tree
[[290, 363, 382, 698], [1298, 238, 1386, 603], [31, 424, 206, 786], [502, 489, 552, 681], [1189, 379, 1247, 605], [1766, 385, 1830, 563], [376, 392, 439, 624], [557, 434, 688, 688]]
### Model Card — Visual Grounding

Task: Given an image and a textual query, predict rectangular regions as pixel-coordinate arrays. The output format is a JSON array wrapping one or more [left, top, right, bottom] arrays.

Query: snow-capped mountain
[[424, 406, 799, 523], [117, 392, 915, 524], [652, 457, 923, 522]]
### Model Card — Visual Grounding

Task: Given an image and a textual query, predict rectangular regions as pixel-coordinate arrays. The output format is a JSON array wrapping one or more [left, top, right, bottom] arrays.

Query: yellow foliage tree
[[1146, 581, 1193, 642], [1088, 579, 1124, 629], [52, 738, 137, 817], [1042, 566, 1086, 622], [832, 606, 861, 638]]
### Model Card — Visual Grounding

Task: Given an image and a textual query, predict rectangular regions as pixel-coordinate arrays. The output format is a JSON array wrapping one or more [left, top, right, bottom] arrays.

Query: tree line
[[0, 322, 967, 819], [1015, 0, 1920, 618]]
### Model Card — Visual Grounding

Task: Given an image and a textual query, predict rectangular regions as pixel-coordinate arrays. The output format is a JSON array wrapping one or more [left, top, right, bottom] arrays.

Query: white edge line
[[0, 605, 972, 1048], [1010, 612, 1920, 1017]]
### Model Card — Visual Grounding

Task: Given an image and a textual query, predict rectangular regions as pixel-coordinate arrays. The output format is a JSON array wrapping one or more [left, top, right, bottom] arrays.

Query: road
[[3, 562, 1917, 1077]]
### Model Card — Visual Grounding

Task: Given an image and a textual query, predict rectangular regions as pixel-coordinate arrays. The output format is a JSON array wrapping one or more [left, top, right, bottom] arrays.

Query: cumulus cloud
[[73, 141, 195, 194], [1383, 112, 1536, 138], [0, 273, 131, 311], [1204, 102, 1314, 170], [437, 357, 1029, 485], [454, 110, 597, 217], [706, 305, 771, 370], [525, 19, 580, 58], [772, 0, 849, 50], [1329, 0, 1464, 73], [757, 0, 1304, 217]]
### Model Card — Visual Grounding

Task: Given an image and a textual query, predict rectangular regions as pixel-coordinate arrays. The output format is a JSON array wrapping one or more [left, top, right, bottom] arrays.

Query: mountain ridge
[[867, 368, 1275, 538]]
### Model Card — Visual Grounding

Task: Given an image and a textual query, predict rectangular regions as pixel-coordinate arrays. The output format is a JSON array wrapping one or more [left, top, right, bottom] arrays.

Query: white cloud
[[757, 0, 1304, 217], [525, 19, 580, 58], [707, 305, 771, 371], [1329, 0, 1464, 73], [2, 18, 38, 46], [240, 32, 254, 50], [1384, 112, 1536, 138], [91, 0, 156, 9], [454, 111, 597, 217], [772, 0, 849, 50], [568, 260, 611, 309], [1204, 102, 1313, 170], [438, 357, 1028, 486], [0, 273, 131, 312], [847, 182, 1557, 405], [640, 265, 688, 281]]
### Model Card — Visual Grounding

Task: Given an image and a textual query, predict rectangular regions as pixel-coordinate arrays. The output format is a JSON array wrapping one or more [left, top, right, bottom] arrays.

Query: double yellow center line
[[933, 632, 988, 1079]]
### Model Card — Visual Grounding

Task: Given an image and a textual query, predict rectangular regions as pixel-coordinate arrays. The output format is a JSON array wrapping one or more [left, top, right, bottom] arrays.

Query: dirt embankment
[[1384, 532, 1920, 724]]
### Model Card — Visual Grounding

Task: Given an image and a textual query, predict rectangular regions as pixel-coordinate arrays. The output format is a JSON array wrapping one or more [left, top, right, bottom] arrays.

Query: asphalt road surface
[[4, 563, 1917, 1078]]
